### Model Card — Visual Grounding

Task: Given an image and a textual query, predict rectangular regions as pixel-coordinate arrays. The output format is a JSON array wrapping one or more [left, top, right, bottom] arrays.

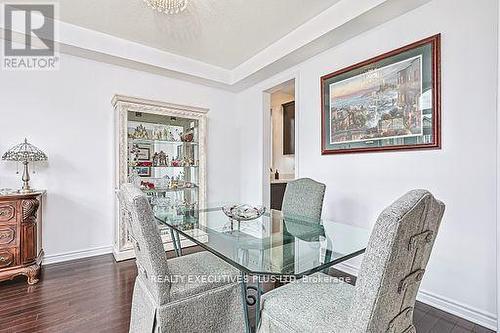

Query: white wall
[[270, 91, 294, 177], [236, 0, 498, 328], [0, 52, 239, 262]]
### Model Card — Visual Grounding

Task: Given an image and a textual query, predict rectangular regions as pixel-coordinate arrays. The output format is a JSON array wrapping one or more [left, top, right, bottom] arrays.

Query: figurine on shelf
[[165, 127, 174, 141], [189, 203, 196, 217], [129, 144, 141, 166], [170, 177, 178, 189], [158, 151, 167, 166], [128, 170, 141, 188], [174, 129, 182, 142], [132, 124, 149, 139], [152, 197, 172, 216], [171, 159, 180, 167], [157, 176, 169, 190], [180, 128, 194, 142], [152, 152, 160, 167], [152, 128, 161, 141], [140, 181, 155, 190]]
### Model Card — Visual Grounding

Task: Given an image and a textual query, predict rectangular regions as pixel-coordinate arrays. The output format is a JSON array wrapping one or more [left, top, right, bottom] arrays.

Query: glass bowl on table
[[222, 204, 266, 232]]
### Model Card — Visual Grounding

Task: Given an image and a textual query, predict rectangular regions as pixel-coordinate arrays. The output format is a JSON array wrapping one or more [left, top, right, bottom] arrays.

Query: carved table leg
[[23, 263, 41, 285], [24, 251, 43, 285]]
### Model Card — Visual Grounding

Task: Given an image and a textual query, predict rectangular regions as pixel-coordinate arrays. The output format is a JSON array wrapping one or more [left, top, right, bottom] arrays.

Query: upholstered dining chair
[[282, 178, 326, 221], [258, 189, 445, 333], [118, 184, 246, 333]]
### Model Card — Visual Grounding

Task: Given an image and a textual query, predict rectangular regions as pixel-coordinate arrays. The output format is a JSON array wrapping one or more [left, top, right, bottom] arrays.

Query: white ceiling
[[41, 0, 341, 69], [3, 0, 432, 90]]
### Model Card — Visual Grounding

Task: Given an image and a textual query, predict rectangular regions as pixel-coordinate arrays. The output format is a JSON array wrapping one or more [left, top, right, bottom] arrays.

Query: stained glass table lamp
[[2, 138, 48, 193]]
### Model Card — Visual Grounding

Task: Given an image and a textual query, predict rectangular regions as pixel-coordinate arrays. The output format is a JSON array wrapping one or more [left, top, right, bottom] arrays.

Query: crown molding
[[1, 0, 432, 92], [230, 0, 433, 91], [231, 0, 388, 82]]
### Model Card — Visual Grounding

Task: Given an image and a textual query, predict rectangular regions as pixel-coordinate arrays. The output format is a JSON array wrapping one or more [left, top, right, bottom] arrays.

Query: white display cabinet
[[112, 95, 207, 261]]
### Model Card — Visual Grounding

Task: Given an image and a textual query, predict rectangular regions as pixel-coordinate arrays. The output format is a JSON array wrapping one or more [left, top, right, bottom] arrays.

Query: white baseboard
[[335, 263, 497, 331], [43, 245, 113, 265], [335, 262, 359, 277], [112, 238, 200, 261], [112, 247, 135, 262], [113, 232, 207, 261], [417, 289, 497, 331]]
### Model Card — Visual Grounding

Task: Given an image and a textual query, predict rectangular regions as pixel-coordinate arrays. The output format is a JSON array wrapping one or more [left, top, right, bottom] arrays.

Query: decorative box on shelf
[[112, 95, 208, 261], [0, 190, 45, 285]]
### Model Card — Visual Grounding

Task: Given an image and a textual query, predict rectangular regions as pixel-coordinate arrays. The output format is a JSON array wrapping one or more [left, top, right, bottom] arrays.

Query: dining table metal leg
[[322, 239, 333, 274], [174, 230, 182, 256], [255, 278, 262, 329], [240, 272, 251, 333], [244, 279, 263, 332], [169, 228, 180, 257]]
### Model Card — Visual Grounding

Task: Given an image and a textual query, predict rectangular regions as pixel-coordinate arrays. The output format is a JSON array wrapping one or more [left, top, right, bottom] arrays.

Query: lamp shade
[[2, 138, 47, 162]]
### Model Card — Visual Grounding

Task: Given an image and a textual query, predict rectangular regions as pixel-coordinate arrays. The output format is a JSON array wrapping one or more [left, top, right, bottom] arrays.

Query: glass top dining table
[[155, 207, 370, 277]]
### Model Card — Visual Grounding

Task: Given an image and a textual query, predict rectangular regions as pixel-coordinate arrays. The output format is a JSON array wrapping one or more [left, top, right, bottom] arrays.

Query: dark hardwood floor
[[0, 248, 495, 333]]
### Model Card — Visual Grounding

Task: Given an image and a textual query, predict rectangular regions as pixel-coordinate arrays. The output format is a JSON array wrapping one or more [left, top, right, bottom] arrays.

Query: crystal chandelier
[[143, 0, 188, 15]]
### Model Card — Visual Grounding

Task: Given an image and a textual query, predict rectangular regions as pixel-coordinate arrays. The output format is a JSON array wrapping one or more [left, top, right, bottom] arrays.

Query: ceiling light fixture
[[143, 0, 188, 15]]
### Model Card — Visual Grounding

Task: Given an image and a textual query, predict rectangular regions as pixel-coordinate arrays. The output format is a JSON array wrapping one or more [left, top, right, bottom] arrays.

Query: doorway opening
[[262, 79, 297, 210]]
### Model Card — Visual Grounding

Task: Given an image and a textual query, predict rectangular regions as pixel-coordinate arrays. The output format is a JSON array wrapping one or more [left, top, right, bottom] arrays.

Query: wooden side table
[[0, 191, 45, 285]]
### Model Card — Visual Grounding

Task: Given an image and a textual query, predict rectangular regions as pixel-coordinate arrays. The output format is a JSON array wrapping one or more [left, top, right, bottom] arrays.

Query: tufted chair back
[[348, 190, 445, 333], [282, 178, 326, 221], [118, 183, 171, 304]]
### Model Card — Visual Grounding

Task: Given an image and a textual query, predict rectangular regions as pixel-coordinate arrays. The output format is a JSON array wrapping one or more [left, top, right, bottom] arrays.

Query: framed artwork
[[136, 145, 151, 161], [321, 34, 441, 154], [135, 166, 151, 177]]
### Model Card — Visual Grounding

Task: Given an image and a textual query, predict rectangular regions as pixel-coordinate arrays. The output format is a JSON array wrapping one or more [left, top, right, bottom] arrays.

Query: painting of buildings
[[329, 55, 423, 144]]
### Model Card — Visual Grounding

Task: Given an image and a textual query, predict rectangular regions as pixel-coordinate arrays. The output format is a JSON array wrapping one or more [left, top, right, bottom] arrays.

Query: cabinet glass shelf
[[130, 165, 199, 169], [143, 187, 198, 193], [127, 114, 201, 217], [130, 138, 198, 145]]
